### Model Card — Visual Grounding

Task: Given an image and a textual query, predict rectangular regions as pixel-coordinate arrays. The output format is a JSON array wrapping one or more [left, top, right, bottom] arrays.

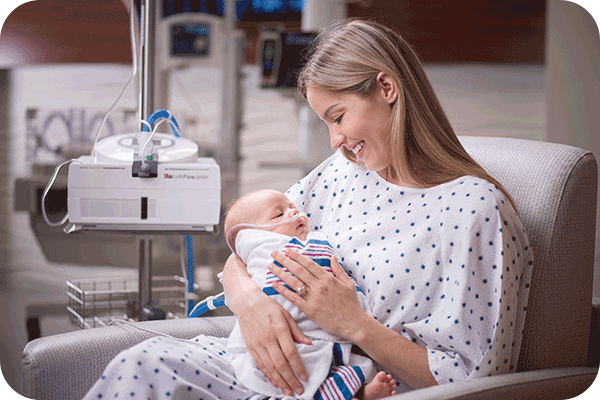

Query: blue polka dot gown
[[285, 151, 533, 387]]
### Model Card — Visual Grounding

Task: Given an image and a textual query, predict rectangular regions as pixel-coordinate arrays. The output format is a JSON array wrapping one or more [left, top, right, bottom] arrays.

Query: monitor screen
[[171, 23, 211, 57], [163, 0, 303, 22]]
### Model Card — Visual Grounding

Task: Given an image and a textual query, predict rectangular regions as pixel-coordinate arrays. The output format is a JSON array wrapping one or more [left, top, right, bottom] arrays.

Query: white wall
[[545, 0, 600, 297]]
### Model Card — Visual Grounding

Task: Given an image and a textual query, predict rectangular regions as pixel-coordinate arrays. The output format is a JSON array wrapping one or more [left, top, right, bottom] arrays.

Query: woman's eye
[[334, 114, 344, 124]]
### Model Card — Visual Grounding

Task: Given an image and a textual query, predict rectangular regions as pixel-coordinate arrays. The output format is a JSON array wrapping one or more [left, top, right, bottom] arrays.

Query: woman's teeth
[[351, 142, 364, 155]]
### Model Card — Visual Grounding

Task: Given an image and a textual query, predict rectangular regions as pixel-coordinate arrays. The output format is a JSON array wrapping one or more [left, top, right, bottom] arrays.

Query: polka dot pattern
[[83, 336, 248, 400], [286, 152, 533, 385]]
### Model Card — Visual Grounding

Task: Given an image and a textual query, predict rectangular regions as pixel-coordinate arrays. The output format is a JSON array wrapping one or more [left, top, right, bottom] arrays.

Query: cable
[[225, 212, 307, 257], [186, 235, 195, 316], [41, 159, 83, 227], [143, 109, 182, 137], [91, 0, 138, 160], [107, 318, 205, 343], [139, 117, 169, 169], [188, 292, 226, 318]]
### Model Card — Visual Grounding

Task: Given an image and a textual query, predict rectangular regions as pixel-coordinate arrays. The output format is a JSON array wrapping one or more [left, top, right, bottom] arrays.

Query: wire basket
[[67, 275, 198, 329]]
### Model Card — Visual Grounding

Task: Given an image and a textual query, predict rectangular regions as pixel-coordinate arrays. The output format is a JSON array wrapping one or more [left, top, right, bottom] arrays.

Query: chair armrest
[[21, 316, 236, 400], [391, 367, 599, 400]]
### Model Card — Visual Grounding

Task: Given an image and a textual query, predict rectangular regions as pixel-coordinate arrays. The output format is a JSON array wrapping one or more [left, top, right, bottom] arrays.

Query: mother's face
[[306, 72, 398, 174]]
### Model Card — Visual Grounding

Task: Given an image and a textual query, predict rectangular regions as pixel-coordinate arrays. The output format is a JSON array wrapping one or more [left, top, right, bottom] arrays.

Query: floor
[[0, 64, 546, 394]]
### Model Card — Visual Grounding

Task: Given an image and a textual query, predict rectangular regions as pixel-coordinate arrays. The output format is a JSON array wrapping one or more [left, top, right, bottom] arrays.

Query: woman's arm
[[350, 312, 438, 389], [269, 250, 438, 390], [222, 254, 311, 396]]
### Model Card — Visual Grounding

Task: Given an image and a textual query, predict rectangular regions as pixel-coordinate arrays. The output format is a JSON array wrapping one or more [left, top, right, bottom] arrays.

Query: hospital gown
[[285, 151, 533, 389], [82, 151, 533, 399], [228, 229, 375, 399]]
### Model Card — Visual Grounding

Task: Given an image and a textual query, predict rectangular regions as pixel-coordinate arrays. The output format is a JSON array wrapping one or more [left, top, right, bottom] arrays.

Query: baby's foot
[[363, 371, 397, 400]]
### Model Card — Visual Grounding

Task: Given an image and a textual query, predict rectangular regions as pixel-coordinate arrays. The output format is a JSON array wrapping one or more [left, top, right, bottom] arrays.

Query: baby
[[224, 189, 397, 400]]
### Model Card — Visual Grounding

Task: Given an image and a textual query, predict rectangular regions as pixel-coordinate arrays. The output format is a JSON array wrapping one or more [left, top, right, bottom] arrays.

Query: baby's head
[[225, 189, 310, 248]]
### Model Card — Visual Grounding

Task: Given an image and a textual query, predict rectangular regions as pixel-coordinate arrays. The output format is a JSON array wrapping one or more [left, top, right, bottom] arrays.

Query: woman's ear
[[376, 71, 398, 105]]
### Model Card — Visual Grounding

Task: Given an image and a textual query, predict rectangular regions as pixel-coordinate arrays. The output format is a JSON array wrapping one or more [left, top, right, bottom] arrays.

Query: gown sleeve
[[413, 191, 533, 384]]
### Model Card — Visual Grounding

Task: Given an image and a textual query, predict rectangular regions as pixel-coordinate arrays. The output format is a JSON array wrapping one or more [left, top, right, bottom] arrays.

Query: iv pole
[[137, 0, 158, 317], [135, 0, 243, 318]]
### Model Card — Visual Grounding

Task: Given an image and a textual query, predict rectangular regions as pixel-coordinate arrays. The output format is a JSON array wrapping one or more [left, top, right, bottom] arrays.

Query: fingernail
[[284, 388, 293, 396]]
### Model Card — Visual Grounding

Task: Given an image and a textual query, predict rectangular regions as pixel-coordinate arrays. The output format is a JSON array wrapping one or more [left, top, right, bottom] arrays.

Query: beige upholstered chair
[[21, 136, 599, 399]]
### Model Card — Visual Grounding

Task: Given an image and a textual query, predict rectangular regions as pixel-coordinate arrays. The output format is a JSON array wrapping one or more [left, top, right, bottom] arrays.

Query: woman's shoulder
[[440, 176, 508, 204], [436, 175, 520, 224]]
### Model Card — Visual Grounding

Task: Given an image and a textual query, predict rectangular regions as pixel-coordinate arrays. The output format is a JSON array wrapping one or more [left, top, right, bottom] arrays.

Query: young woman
[[222, 19, 531, 396]]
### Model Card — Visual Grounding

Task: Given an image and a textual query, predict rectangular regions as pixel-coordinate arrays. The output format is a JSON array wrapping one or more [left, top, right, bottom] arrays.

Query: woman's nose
[[330, 129, 345, 149]]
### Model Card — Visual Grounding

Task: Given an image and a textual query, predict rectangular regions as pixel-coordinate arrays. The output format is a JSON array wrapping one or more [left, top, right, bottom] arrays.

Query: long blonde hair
[[298, 19, 516, 209]]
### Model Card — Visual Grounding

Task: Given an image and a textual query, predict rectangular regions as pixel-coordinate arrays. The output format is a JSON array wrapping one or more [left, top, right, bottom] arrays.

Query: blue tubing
[[186, 235, 194, 316], [188, 296, 227, 318], [143, 109, 181, 137]]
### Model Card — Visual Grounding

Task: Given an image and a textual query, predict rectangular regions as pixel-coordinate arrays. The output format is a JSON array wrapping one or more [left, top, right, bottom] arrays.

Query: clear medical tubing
[[225, 212, 307, 257]]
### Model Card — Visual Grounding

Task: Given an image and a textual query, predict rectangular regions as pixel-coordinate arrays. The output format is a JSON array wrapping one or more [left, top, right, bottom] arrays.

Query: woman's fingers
[[330, 256, 354, 286], [251, 327, 307, 395], [250, 347, 292, 395], [271, 250, 322, 282], [286, 310, 312, 346], [265, 340, 305, 395], [238, 301, 309, 396]]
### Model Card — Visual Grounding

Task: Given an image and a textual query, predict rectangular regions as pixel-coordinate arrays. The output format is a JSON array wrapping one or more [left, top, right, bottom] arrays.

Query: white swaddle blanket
[[227, 229, 375, 399]]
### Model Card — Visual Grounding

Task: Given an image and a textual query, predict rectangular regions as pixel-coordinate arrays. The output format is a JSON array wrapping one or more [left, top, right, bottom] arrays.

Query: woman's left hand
[[268, 249, 366, 341]]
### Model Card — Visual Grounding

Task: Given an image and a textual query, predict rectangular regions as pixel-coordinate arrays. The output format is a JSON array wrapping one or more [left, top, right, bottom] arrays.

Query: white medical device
[[158, 12, 224, 70], [66, 125, 220, 233]]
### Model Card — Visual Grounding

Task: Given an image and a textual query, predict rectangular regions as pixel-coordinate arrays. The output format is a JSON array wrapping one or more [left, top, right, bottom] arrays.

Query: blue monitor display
[[162, 0, 303, 22]]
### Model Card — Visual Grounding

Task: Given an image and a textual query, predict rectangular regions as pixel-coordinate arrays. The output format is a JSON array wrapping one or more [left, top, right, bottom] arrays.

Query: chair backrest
[[460, 136, 597, 371]]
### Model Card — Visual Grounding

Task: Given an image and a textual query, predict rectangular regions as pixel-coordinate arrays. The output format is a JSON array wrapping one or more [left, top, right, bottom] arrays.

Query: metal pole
[[137, 0, 159, 316], [137, 237, 152, 316], [139, 0, 157, 121], [218, 0, 243, 207]]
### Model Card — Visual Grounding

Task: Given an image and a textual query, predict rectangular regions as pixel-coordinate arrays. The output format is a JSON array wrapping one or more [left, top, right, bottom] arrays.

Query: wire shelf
[[66, 275, 198, 329]]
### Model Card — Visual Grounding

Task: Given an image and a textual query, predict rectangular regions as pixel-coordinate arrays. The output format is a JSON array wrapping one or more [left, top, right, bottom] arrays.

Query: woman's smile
[[349, 141, 364, 159]]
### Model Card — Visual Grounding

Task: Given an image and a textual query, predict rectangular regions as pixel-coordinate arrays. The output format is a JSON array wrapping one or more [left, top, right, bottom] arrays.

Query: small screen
[[171, 23, 211, 57], [262, 39, 277, 75]]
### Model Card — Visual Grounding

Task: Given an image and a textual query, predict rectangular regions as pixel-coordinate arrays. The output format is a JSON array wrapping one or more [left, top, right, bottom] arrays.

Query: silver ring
[[296, 285, 308, 297]]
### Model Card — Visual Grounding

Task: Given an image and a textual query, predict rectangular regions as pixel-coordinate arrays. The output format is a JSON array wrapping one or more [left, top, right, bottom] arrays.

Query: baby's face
[[245, 190, 310, 240]]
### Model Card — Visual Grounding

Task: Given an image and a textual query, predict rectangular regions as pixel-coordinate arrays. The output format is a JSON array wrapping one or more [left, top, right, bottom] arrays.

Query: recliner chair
[[21, 136, 600, 399]]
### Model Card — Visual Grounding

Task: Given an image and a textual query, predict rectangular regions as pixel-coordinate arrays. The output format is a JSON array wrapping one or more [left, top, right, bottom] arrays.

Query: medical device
[[258, 30, 316, 88], [158, 12, 224, 70], [62, 110, 220, 234], [66, 112, 220, 233]]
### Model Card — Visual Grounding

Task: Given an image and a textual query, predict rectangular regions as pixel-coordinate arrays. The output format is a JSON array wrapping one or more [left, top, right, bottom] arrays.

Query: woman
[[222, 19, 532, 395], [82, 19, 532, 399]]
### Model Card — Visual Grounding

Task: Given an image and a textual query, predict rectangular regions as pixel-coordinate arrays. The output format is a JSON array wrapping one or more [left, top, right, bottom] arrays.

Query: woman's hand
[[269, 249, 367, 341], [222, 254, 311, 396]]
